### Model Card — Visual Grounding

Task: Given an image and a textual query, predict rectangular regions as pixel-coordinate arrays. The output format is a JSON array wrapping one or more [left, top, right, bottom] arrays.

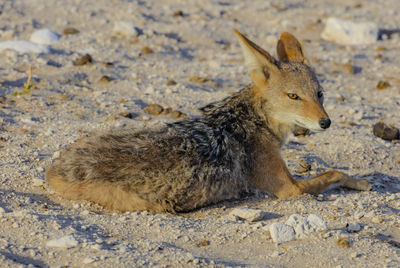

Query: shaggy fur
[[46, 30, 371, 213]]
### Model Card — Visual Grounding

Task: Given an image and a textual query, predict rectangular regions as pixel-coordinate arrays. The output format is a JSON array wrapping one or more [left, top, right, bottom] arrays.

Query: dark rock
[[373, 122, 399, 141]]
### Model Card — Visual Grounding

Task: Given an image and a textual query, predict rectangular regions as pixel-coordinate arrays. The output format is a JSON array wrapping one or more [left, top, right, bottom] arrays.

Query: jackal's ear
[[277, 32, 309, 64], [234, 29, 279, 88]]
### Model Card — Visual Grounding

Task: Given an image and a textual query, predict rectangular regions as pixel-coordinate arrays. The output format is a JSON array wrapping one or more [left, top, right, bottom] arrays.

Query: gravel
[[0, 0, 399, 267]]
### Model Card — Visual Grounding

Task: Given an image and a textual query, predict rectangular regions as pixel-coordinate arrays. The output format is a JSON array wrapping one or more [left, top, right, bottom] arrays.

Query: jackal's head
[[234, 30, 330, 134]]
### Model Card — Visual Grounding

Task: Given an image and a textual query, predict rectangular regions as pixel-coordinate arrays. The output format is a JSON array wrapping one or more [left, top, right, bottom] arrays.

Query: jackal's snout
[[319, 118, 331, 129]]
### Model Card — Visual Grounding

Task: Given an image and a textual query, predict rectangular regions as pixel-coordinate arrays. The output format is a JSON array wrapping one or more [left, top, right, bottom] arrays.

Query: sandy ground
[[0, 0, 399, 267]]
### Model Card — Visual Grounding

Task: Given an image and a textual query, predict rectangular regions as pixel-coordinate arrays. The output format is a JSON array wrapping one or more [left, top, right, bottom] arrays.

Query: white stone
[[294, 219, 313, 238], [30, 29, 60, 45], [269, 223, 296, 243], [0, 41, 49, 53], [113, 21, 142, 37], [285, 214, 302, 227], [321, 17, 378, 45], [0, 207, 5, 214], [307, 214, 328, 231], [229, 208, 264, 222], [346, 222, 361, 233], [46, 235, 79, 248]]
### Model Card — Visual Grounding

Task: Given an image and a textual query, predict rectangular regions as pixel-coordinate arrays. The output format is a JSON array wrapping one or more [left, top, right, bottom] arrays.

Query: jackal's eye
[[317, 91, 323, 98], [287, 93, 299, 100]]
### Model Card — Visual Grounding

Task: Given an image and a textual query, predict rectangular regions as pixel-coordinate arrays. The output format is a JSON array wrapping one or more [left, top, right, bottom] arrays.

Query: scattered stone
[[46, 235, 79, 248], [270, 223, 296, 243], [376, 80, 390, 90], [337, 237, 350, 248], [173, 10, 184, 17], [307, 214, 328, 231], [0, 41, 50, 53], [189, 75, 209, 84], [113, 21, 142, 37], [197, 240, 210, 247], [346, 222, 361, 233], [144, 104, 164, 115], [167, 79, 177, 86], [63, 27, 80, 35], [140, 46, 153, 54], [321, 17, 378, 45], [295, 159, 311, 174], [292, 126, 310, 136], [99, 75, 112, 83], [229, 208, 264, 222], [342, 62, 355, 74], [0, 207, 5, 214], [73, 54, 93, 66], [30, 29, 60, 45], [170, 110, 188, 120], [373, 122, 399, 141], [103, 62, 114, 67]]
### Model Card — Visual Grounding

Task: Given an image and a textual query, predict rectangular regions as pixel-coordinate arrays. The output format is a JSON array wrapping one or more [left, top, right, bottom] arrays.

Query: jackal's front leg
[[297, 171, 371, 195], [250, 148, 371, 198]]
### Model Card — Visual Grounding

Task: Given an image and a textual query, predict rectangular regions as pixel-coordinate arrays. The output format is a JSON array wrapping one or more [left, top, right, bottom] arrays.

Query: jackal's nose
[[319, 118, 331, 129]]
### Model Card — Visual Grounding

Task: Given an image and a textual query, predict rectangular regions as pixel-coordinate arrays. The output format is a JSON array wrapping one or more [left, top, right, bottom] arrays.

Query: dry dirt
[[0, 0, 399, 267]]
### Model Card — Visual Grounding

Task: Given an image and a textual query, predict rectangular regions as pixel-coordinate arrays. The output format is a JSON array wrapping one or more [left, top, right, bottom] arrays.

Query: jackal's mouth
[[295, 120, 325, 133]]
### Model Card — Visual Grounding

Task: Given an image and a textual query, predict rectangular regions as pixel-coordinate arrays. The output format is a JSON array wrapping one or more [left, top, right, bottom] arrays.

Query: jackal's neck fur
[[200, 84, 290, 146]]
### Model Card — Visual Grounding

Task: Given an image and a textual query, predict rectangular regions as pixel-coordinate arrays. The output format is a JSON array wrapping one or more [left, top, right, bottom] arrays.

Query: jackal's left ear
[[277, 32, 309, 65], [234, 29, 279, 88]]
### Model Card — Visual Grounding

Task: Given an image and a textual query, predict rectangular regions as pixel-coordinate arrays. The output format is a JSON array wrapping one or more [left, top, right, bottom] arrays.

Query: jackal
[[46, 30, 371, 213]]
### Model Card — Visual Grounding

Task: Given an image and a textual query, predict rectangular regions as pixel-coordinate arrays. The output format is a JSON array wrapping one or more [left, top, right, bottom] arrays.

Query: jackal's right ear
[[234, 29, 279, 88]]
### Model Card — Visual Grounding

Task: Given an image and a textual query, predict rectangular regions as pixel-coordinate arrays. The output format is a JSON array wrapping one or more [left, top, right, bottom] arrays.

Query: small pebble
[[30, 29, 60, 45], [141, 46, 153, 54], [173, 10, 184, 17], [63, 27, 80, 35], [46, 235, 79, 248], [376, 80, 390, 90], [373, 122, 399, 141], [99, 75, 112, 83], [73, 54, 93, 66], [229, 208, 265, 222], [167, 79, 177, 86], [337, 237, 350, 248], [170, 110, 188, 120], [144, 104, 164, 115], [346, 222, 361, 233]]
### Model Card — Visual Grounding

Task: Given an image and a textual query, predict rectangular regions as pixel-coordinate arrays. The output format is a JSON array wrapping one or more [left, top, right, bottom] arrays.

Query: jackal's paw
[[355, 179, 372, 191]]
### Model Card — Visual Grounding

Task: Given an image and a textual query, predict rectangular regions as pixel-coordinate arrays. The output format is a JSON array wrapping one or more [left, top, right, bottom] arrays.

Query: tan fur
[[46, 30, 371, 213], [47, 168, 161, 212]]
